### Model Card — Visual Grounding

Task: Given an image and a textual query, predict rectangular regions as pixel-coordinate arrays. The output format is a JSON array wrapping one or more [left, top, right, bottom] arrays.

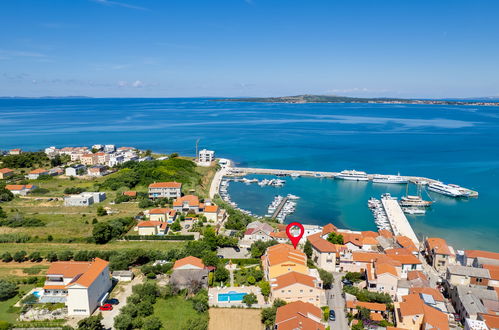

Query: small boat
[[402, 207, 426, 215], [290, 173, 301, 178]]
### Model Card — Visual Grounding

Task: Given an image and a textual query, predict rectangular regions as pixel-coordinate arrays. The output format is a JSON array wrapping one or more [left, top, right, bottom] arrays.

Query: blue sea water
[[0, 98, 498, 251]]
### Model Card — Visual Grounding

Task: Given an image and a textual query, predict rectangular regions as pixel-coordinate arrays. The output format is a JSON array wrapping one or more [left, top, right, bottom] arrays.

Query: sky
[[1, 0, 499, 98]]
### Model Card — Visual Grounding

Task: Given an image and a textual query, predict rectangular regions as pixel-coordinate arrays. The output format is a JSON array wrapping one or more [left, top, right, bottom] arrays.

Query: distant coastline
[[216, 94, 499, 106]]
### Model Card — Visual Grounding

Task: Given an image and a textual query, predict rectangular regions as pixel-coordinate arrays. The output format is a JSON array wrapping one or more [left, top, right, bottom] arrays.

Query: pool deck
[[208, 286, 269, 308]]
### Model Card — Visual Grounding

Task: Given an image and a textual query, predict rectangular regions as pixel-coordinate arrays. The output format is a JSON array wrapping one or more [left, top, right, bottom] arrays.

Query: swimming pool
[[217, 291, 247, 302], [32, 290, 42, 298]]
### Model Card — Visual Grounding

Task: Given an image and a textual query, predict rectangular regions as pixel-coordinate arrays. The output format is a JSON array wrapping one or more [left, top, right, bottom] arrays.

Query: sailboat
[[399, 183, 433, 208]]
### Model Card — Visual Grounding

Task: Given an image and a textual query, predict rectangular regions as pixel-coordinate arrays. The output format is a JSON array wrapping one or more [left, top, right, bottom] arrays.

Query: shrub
[[64, 187, 86, 194], [242, 293, 257, 307], [1, 252, 13, 263], [0, 280, 17, 301], [13, 250, 27, 262]]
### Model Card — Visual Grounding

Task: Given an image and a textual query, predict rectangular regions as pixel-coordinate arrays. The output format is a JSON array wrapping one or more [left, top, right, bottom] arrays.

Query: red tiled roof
[[173, 195, 199, 207], [48, 258, 109, 288], [426, 237, 452, 255], [273, 271, 317, 290], [275, 301, 324, 330], [321, 223, 337, 236], [396, 236, 418, 252], [265, 243, 306, 266], [479, 313, 499, 330], [352, 251, 383, 263], [204, 205, 219, 213], [407, 270, 428, 281], [378, 229, 394, 238], [123, 191, 137, 197], [173, 256, 205, 270], [346, 300, 387, 312], [308, 233, 338, 253], [0, 168, 13, 174], [5, 184, 33, 191], [149, 208, 172, 214], [137, 221, 166, 228], [483, 264, 499, 281], [149, 181, 182, 188], [465, 250, 499, 261], [29, 168, 47, 174], [410, 287, 444, 302]]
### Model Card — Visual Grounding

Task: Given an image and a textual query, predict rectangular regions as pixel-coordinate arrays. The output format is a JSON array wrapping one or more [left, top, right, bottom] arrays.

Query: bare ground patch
[[209, 308, 263, 330]]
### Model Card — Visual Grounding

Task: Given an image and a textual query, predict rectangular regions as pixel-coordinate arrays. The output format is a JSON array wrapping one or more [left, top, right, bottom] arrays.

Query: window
[[73, 309, 87, 313], [300, 290, 303, 293]]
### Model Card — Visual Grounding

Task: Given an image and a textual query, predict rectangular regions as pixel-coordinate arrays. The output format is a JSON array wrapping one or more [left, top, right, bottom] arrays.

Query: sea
[[0, 98, 498, 251]]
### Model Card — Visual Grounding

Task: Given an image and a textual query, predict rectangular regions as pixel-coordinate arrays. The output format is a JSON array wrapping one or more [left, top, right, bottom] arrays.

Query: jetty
[[271, 197, 289, 219], [381, 196, 420, 245]]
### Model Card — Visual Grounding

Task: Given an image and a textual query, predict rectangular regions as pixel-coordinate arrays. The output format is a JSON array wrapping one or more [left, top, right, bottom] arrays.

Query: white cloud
[[0, 49, 46, 58], [132, 80, 144, 88], [91, 0, 149, 11], [117, 80, 127, 87]]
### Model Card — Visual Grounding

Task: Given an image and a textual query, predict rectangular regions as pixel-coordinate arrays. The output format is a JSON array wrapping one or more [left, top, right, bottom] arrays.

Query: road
[[100, 275, 144, 330], [326, 273, 349, 330], [209, 163, 231, 199]]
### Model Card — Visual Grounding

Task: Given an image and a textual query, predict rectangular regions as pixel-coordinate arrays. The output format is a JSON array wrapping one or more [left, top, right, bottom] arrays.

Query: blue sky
[[1, 0, 498, 98]]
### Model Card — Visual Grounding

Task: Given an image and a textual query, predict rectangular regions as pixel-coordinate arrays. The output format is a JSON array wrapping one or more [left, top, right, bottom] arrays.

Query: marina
[[381, 194, 420, 245]]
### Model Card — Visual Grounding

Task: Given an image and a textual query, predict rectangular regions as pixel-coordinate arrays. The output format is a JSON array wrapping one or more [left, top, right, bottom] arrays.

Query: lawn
[[0, 284, 36, 323], [208, 308, 263, 330], [153, 295, 208, 330]]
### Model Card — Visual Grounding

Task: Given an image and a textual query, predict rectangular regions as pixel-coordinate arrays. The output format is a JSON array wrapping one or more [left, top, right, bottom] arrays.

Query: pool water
[[217, 291, 247, 302], [32, 290, 42, 298]]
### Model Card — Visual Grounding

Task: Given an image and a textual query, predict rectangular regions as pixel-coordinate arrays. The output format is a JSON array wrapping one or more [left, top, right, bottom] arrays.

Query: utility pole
[[195, 138, 200, 161]]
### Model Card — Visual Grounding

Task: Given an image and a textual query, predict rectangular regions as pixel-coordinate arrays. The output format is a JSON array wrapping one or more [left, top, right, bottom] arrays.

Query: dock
[[271, 197, 289, 219], [381, 197, 420, 245]]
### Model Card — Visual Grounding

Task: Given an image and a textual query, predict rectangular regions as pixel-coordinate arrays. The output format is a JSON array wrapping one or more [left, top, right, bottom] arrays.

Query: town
[[0, 146, 498, 330]]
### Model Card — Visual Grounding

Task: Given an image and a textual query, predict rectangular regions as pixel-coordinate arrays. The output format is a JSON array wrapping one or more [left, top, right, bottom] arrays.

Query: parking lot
[[216, 247, 251, 259]]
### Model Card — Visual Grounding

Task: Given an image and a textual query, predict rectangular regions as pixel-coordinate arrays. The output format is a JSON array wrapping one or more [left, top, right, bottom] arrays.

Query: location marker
[[286, 222, 305, 249]]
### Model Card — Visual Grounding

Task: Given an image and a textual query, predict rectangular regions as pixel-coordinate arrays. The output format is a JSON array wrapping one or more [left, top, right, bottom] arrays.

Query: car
[[107, 298, 119, 305], [217, 255, 224, 258], [329, 310, 336, 321], [342, 278, 353, 286], [99, 303, 113, 311], [233, 247, 240, 252], [184, 225, 190, 229]]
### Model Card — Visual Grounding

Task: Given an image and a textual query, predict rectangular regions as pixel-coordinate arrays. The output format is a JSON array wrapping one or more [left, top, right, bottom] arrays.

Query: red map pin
[[286, 222, 305, 249]]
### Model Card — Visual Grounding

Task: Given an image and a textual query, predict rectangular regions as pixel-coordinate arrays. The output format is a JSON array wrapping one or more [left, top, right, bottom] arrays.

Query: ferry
[[372, 174, 408, 184], [336, 170, 369, 181], [428, 181, 464, 197]]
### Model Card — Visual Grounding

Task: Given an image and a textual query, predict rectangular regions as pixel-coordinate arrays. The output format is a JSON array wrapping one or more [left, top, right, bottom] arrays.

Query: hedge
[[122, 235, 195, 241]]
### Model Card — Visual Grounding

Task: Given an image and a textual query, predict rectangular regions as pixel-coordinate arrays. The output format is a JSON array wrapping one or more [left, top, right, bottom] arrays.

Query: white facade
[[104, 144, 116, 153], [198, 149, 215, 164], [65, 165, 86, 177], [64, 192, 106, 206], [67, 269, 111, 316]]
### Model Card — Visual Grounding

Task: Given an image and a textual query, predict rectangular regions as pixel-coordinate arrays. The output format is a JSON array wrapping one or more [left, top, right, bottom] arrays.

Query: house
[[446, 265, 490, 287], [262, 243, 308, 280], [409, 287, 447, 312], [241, 221, 275, 247], [173, 195, 200, 213], [346, 300, 387, 320], [9, 148, 22, 155], [135, 221, 168, 235], [104, 145, 115, 153], [448, 285, 498, 322], [147, 208, 176, 223], [307, 233, 341, 272], [27, 168, 48, 179], [41, 258, 112, 316], [477, 313, 499, 330], [339, 251, 383, 273], [112, 270, 134, 282], [425, 237, 455, 273], [123, 191, 137, 198], [482, 264, 499, 288], [88, 165, 107, 177], [385, 251, 423, 278], [80, 154, 97, 166], [108, 154, 124, 167], [270, 271, 324, 307], [274, 301, 325, 330], [464, 318, 488, 330], [5, 184, 36, 195], [198, 149, 215, 166], [64, 192, 106, 206], [49, 167, 64, 176], [148, 182, 182, 199], [0, 168, 14, 179], [170, 256, 209, 290], [395, 235, 419, 255], [203, 204, 219, 222], [366, 262, 400, 299], [270, 230, 291, 244], [394, 293, 450, 330], [464, 250, 499, 268], [95, 152, 109, 165]]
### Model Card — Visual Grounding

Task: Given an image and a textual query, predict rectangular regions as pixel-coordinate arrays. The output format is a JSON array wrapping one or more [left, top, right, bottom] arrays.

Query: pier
[[270, 197, 289, 219], [381, 197, 420, 245]]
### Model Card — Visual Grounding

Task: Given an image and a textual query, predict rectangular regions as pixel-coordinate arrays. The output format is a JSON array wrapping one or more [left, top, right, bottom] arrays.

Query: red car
[[99, 303, 113, 311]]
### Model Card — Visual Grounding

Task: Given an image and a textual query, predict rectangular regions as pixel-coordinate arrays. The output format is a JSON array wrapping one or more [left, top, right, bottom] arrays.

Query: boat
[[428, 181, 464, 197], [336, 170, 369, 181], [290, 173, 301, 178], [287, 194, 300, 200], [372, 174, 408, 184], [402, 207, 426, 215], [399, 195, 432, 207]]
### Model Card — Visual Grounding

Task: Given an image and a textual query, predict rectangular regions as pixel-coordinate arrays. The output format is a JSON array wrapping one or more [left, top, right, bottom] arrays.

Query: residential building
[[123, 191, 137, 198], [464, 250, 499, 268], [148, 182, 182, 199], [108, 154, 124, 167], [307, 233, 341, 272], [446, 265, 490, 287], [173, 195, 200, 213], [241, 221, 275, 247], [346, 300, 387, 321], [425, 237, 455, 273], [147, 208, 176, 223], [9, 148, 21, 155], [49, 167, 64, 176], [5, 184, 36, 195], [274, 301, 325, 330], [65, 165, 87, 177], [394, 293, 450, 330], [135, 221, 168, 235], [80, 154, 97, 166], [27, 168, 48, 179], [173, 256, 205, 270], [0, 168, 14, 179], [270, 271, 324, 307], [477, 313, 499, 330], [262, 243, 308, 280], [112, 270, 134, 282], [88, 165, 107, 177], [203, 204, 219, 222], [104, 145, 115, 153], [339, 251, 383, 273], [64, 192, 106, 206], [449, 285, 499, 321], [395, 235, 419, 255], [482, 264, 499, 288], [170, 256, 209, 290], [41, 258, 112, 316], [92, 144, 103, 151], [366, 262, 399, 299], [198, 149, 215, 164]]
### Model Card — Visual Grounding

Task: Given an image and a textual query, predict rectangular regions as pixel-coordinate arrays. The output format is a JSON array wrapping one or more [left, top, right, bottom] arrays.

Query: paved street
[[326, 273, 349, 330]]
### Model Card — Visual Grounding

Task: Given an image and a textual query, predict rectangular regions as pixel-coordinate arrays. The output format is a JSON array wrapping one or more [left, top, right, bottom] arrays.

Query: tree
[[1, 252, 12, 263], [114, 313, 133, 330], [250, 240, 278, 258], [92, 222, 113, 244], [214, 267, 229, 283], [46, 252, 58, 262], [259, 281, 270, 298], [318, 268, 333, 289], [247, 275, 256, 285], [201, 253, 220, 267], [170, 219, 181, 232], [58, 250, 73, 261], [327, 232, 344, 244], [344, 272, 363, 283], [13, 250, 27, 262], [141, 316, 162, 330], [96, 206, 107, 216], [242, 292, 257, 307], [261, 299, 286, 328], [357, 306, 371, 323], [0, 187, 14, 202], [28, 252, 42, 262], [304, 240, 313, 258], [136, 301, 154, 317], [77, 314, 103, 330], [0, 280, 18, 301]]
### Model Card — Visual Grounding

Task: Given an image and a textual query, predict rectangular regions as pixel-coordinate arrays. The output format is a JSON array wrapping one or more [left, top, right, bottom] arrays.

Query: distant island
[[217, 94, 499, 106]]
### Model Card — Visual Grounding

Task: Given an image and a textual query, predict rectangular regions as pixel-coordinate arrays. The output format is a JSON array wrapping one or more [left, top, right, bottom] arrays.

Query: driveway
[[326, 273, 349, 330], [100, 275, 144, 330]]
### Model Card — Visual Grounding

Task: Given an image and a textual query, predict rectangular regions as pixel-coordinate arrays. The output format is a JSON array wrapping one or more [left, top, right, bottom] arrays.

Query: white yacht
[[372, 174, 408, 184], [399, 195, 432, 207], [428, 181, 464, 197], [336, 170, 369, 181], [402, 207, 426, 215]]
